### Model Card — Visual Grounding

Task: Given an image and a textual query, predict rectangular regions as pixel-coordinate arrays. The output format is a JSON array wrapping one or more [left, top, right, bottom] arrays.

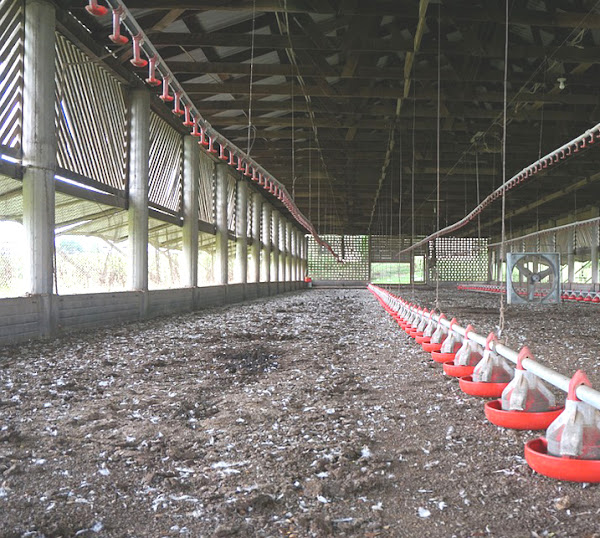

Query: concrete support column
[[592, 223, 599, 288], [487, 247, 494, 283], [496, 247, 503, 284], [127, 89, 150, 294], [234, 181, 248, 283], [215, 164, 228, 286], [567, 228, 575, 285], [261, 204, 272, 282], [250, 192, 262, 283], [22, 0, 57, 336], [278, 217, 286, 281], [182, 136, 199, 287], [291, 229, 297, 281], [271, 211, 280, 283], [303, 235, 308, 278], [286, 222, 293, 282]]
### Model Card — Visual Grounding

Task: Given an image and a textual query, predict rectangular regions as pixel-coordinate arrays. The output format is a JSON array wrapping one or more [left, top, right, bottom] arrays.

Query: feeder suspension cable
[[246, 0, 256, 156], [498, 0, 509, 335], [435, 6, 441, 311]]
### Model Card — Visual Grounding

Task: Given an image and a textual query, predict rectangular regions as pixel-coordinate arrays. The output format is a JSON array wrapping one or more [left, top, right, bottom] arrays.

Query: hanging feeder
[[432, 318, 461, 363], [411, 308, 428, 339], [108, 7, 128, 45], [159, 75, 174, 103], [459, 333, 513, 397], [525, 371, 600, 482], [182, 105, 194, 127], [422, 314, 447, 353], [442, 324, 481, 378], [85, 0, 108, 16], [130, 34, 148, 68], [484, 347, 564, 430], [416, 310, 435, 345], [145, 56, 161, 86], [218, 143, 228, 161], [172, 91, 184, 116]]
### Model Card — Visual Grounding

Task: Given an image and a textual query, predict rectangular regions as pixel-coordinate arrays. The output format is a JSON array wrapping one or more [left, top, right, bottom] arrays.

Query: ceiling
[[65, 0, 600, 239]]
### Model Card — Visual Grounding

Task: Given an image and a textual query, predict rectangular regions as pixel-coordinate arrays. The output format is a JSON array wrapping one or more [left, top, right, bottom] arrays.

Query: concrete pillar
[[271, 211, 280, 282], [286, 222, 293, 282], [487, 247, 494, 283], [261, 203, 271, 282], [234, 181, 248, 283], [250, 192, 262, 283], [127, 90, 150, 293], [291, 229, 297, 281], [182, 136, 199, 287], [592, 223, 599, 288], [303, 235, 308, 278], [215, 164, 228, 285], [22, 0, 56, 336], [278, 216, 286, 281], [567, 228, 575, 284], [496, 246, 503, 284]]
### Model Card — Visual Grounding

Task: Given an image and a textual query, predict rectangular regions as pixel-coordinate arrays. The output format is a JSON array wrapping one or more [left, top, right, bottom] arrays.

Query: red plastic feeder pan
[[415, 335, 430, 345], [525, 438, 600, 483], [443, 362, 474, 378], [432, 351, 456, 363], [459, 376, 509, 398], [484, 400, 564, 430], [422, 342, 442, 353]]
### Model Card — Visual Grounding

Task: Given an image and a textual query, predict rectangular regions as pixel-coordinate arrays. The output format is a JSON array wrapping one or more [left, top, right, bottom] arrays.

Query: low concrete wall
[[0, 281, 306, 346]]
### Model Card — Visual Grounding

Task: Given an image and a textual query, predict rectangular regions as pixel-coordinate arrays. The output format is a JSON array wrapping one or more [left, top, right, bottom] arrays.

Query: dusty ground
[[1, 287, 600, 538]]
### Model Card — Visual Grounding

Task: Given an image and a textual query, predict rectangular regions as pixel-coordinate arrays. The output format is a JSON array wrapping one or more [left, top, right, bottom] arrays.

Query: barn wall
[[0, 282, 306, 346]]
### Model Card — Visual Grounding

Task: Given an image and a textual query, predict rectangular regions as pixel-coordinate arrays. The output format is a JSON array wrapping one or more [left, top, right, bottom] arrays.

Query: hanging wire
[[499, 0, 510, 336], [411, 84, 416, 301], [308, 133, 312, 222], [434, 4, 441, 311], [246, 0, 257, 156], [291, 77, 295, 200], [398, 129, 403, 288], [475, 149, 481, 243]]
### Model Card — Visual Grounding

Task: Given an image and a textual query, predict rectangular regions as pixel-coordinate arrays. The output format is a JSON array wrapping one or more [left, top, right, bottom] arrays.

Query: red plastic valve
[[172, 91, 183, 116], [145, 56, 161, 86], [130, 34, 148, 68], [191, 120, 201, 137], [109, 8, 128, 45], [244, 163, 252, 177], [86, 0, 108, 17], [182, 104, 193, 126], [160, 75, 174, 103], [236, 157, 245, 172], [251, 167, 258, 181]]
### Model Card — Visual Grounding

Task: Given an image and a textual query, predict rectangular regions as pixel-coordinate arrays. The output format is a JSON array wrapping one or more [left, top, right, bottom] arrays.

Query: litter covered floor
[[1, 288, 600, 537]]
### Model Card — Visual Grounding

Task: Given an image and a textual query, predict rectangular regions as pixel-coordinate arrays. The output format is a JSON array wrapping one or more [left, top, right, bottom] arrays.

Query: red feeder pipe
[[160, 75, 173, 103], [172, 91, 183, 116], [109, 8, 128, 45], [130, 34, 148, 68], [236, 157, 245, 172], [145, 56, 161, 86], [244, 163, 252, 177], [228, 150, 236, 166], [191, 121, 200, 137], [251, 168, 258, 181], [182, 104, 193, 127], [86, 0, 108, 17]]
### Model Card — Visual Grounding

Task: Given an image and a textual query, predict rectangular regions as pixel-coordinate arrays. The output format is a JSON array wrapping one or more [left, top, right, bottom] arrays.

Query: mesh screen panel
[[431, 237, 489, 282], [308, 235, 369, 280]]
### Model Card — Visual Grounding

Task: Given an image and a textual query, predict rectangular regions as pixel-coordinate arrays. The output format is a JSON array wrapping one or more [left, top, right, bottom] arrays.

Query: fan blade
[[516, 259, 533, 278], [538, 267, 554, 281]]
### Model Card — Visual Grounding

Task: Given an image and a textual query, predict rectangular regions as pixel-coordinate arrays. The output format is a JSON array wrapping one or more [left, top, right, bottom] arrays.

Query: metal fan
[[506, 253, 561, 304]]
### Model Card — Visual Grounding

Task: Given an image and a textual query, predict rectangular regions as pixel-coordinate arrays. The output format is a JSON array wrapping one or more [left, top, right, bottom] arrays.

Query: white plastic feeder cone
[[454, 325, 482, 367], [472, 333, 514, 383], [546, 371, 600, 459], [501, 347, 556, 412]]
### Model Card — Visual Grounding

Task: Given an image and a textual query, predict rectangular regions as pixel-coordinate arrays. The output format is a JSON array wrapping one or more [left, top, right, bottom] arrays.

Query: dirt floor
[[1, 287, 600, 537]]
